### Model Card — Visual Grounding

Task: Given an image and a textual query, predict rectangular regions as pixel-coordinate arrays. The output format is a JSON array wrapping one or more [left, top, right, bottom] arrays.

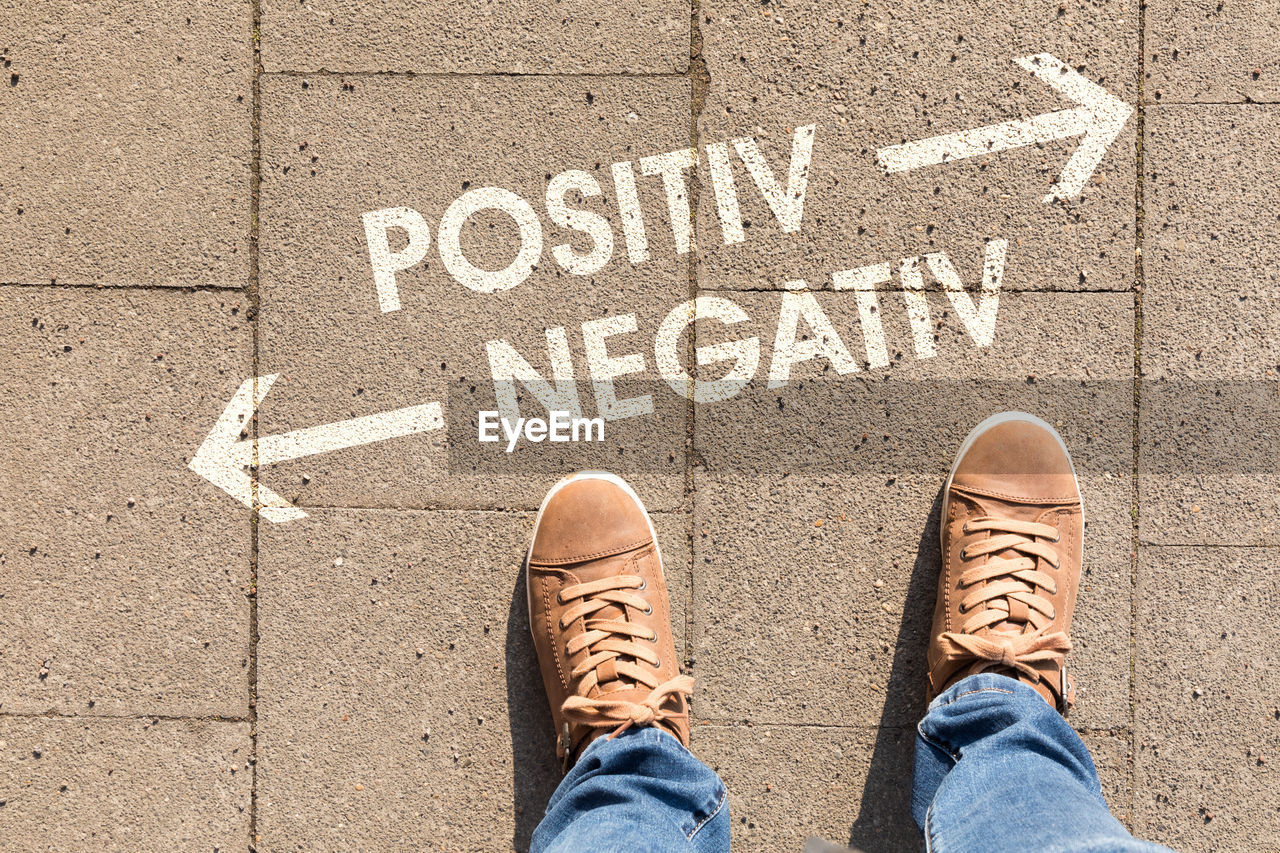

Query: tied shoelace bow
[[937, 516, 1073, 682], [555, 573, 693, 742]]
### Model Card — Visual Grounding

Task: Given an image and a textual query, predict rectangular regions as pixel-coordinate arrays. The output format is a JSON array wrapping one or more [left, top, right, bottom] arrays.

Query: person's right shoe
[[928, 412, 1084, 713], [526, 471, 693, 769]]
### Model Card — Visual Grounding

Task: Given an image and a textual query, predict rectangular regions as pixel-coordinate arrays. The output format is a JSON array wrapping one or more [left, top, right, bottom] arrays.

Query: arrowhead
[[189, 374, 308, 523], [1016, 53, 1134, 203]]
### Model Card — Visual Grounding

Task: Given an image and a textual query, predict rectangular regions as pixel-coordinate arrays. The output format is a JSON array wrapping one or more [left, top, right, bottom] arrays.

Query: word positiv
[[360, 124, 816, 310]]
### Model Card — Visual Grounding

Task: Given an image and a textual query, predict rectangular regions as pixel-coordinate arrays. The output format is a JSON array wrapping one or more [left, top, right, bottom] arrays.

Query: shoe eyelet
[[648, 632, 659, 643], [643, 604, 653, 615], [638, 578, 647, 591], [958, 548, 969, 561], [957, 603, 968, 614]]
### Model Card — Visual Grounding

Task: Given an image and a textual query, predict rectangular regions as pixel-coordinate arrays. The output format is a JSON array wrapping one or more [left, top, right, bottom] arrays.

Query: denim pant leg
[[912, 673, 1175, 853], [531, 727, 730, 853]]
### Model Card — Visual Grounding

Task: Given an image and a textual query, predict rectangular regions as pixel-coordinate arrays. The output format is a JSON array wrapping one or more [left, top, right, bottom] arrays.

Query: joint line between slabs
[[260, 69, 689, 80], [0, 281, 247, 292], [1134, 541, 1280, 549], [697, 720, 915, 731], [1129, 2, 1147, 830], [255, 504, 684, 515], [1143, 99, 1280, 106], [0, 711, 251, 724], [683, 0, 708, 679], [690, 286, 1134, 294], [248, 1, 264, 849]]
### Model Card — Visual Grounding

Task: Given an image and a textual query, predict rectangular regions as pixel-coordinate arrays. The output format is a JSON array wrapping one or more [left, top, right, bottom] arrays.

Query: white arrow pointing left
[[876, 53, 1133, 203], [189, 374, 444, 523]]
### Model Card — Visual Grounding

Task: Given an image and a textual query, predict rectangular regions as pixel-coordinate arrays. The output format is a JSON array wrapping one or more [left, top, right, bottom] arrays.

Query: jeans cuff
[[927, 671, 1043, 713], [578, 725, 689, 761]]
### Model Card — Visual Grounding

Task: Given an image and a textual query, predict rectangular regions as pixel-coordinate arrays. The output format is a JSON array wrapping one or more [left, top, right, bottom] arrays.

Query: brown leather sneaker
[[928, 412, 1084, 712], [526, 471, 693, 768]]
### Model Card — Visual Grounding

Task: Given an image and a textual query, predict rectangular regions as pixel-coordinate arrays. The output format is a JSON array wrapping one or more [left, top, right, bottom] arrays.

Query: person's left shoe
[[526, 471, 693, 769]]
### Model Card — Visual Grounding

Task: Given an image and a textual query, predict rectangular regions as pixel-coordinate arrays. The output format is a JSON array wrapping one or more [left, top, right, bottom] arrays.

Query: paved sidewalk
[[2, 0, 1277, 850]]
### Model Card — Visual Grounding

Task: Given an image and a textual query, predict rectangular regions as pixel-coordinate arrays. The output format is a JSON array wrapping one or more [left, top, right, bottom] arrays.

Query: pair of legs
[[523, 413, 1175, 852]]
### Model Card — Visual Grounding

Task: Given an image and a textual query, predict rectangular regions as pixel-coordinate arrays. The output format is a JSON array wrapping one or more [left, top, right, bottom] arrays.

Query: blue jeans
[[532, 674, 1174, 852], [913, 673, 1173, 852], [531, 726, 730, 852]]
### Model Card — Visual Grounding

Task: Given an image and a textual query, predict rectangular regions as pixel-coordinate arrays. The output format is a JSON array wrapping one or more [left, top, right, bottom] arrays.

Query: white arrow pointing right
[[189, 374, 444, 523], [876, 53, 1133, 203]]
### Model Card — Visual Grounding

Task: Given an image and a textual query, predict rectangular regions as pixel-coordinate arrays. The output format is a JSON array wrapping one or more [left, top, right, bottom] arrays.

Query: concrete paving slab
[[699, 724, 916, 853], [12, 0, 1280, 846], [1140, 105, 1280, 545], [692, 471, 1133, 731], [1139, 381, 1280, 545], [1142, 106, 1280, 378], [1135, 546, 1280, 850], [0, 287, 251, 716], [260, 0, 688, 74], [258, 74, 692, 514], [0, 717, 251, 851], [695, 0, 1138, 293], [256, 507, 691, 851], [1085, 730, 1139, 831], [1146, 0, 1280, 104], [0, 0, 251, 288], [691, 291, 1135, 729]]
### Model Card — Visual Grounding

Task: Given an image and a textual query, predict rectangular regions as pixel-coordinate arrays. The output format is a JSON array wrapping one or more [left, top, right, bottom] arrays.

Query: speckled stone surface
[[2, 0, 1276, 848]]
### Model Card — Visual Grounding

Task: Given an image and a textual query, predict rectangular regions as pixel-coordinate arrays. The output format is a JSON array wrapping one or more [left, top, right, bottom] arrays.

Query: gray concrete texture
[[1, 0, 1277, 849], [0, 287, 252, 718], [1139, 105, 1280, 547], [1145, 0, 1280, 104], [0, 717, 251, 850], [259, 0, 690, 74], [0, 0, 252, 288], [1135, 547, 1280, 849]]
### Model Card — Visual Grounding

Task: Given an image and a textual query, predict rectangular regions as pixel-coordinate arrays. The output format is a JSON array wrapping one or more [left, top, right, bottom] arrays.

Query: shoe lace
[[937, 516, 1072, 681], [555, 573, 693, 741]]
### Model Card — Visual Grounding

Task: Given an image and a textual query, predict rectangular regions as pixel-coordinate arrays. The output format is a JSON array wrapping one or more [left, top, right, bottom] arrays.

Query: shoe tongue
[[590, 683, 651, 703], [984, 575, 1037, 633], [988, 619, 1032, 637], [571, 551, 635, 625], [967, 492, 1046, 523], [570, 551, 643, 687], [965, 496, 1045, 634]]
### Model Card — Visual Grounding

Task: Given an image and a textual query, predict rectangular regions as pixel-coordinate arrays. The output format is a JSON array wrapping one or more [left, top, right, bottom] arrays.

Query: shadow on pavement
[[506, 566, 559, 852], [846, 487, 941, 852]]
